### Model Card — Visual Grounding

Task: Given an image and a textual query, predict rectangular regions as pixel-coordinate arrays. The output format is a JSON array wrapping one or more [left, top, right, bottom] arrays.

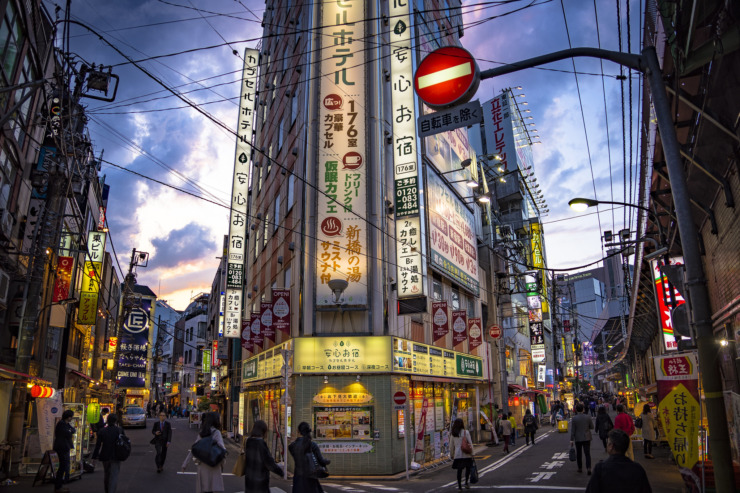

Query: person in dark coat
[[586, 429, 652, 493], [92, 414, 124, 493], [289, 422, 330, 493], [570, 403, 594, 474], [522, 409, 538, 445], [150, 411, 172, 472], [53, 409, 76, 493], [594, 406, 614, 451], [244, 419, 283, 493]]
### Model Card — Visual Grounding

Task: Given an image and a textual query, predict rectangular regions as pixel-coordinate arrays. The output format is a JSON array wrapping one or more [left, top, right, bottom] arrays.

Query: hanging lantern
[[87, 402, 101, 424], [513, 396, 520, 407], [31, 385, 54, 398]]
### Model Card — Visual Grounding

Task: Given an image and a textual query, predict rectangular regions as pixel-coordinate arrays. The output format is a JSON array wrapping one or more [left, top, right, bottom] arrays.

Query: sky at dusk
[[52, 0, 643, 310]]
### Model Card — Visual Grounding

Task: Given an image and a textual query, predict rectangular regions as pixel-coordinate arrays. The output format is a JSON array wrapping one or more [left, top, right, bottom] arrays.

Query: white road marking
[[528, 471, 556, 482], [487, 486, 583, 490], [416, 62, 472, 89], [351, 483, 403, 491], [177, 472, 235, 476], [322, 483, 370, 492], [540, 460, 564, 469], [551, 452, 569, 460], [436, 430, 555, 490]]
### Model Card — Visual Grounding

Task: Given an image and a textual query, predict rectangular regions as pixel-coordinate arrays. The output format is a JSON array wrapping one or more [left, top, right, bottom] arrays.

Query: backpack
[[114, 429, 131, 461], [635, 417, 643, 429]]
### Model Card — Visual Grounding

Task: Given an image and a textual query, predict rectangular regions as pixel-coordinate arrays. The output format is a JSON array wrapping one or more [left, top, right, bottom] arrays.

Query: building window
[[284, 264, 292, 288], [0, 2, 24, 82], [278, 119, 284, 151], [432, 278, 442, 301], [274, 193, 280, 231], [263, 211, 270, 249], [287, 174, 295, 212], [266, 143, 273, 175], [291, 91, 298, 127], [467, 296, 474, 317], [451, 287, 460, 310]]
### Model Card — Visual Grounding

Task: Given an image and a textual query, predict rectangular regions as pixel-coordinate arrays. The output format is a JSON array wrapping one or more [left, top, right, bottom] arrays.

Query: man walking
[[53, 410, 76, 493], [150, 411, 172, 472], [92, 414, 124, 493], [522, 409, 538, 445], [570, 403, 594, 474], [500, 414, 512, 454], [586, 429, 652, 492]]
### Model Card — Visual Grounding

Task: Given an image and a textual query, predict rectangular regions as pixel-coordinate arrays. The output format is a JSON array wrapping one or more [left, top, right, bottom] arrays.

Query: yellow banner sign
[[657, 382, 700, 469]]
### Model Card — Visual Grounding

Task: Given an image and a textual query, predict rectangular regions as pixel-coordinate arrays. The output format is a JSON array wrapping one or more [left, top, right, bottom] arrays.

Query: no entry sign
[[394, 391, 407, 406], [414, 46, 480, 109], [489, 325, 502, 339]]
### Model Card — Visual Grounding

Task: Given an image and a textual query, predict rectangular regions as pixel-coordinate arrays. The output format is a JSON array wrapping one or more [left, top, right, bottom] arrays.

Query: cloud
[[150, 222, 214, 268]]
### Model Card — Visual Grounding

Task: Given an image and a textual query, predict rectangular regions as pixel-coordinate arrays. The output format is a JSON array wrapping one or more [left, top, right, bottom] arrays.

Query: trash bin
[[558, 420, 569, 433]]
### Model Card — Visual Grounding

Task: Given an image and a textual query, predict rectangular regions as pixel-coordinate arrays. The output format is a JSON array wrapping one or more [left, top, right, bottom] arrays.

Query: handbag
[[191, 435, 227, 467], [469, 460, 479, 484], [569, 446, 576, 462], [232, 452, 246, 476], [305, 450, 329, 479], [461, 431, 473, 455]]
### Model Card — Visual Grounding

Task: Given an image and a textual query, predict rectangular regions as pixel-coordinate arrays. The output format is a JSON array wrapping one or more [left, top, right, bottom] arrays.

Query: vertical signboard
[[654, 354, 699, 471], [241, 319, 253, 352], [78, 231, 107, 324], [529, 222, 548, 312], [272, 289, 291, 335], [53, 256, 73, 302], [452, 310, 467, 346], [260, 302, 275, 343], [219, 292, 225, 337], [315, 0, 368, 306], [117, 298, 152, 388], [468, 317, 482, 350], [432, 301, 449, 341], [251, 312, 263, 349], [481, 93, 516, 171], [650, 257, 685, 351], [389, 0, 424, 299], [202, 349, 211, 374], [225, 48, 259, 337]]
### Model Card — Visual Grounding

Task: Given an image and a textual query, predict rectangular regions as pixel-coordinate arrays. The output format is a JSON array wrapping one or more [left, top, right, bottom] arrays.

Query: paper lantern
[[31, 385, 53, 398], [87, 402, 101, 423], [513, 396, 520, 407]]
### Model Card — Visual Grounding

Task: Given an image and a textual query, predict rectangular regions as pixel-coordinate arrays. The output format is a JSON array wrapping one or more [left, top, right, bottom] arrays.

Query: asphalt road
[[10, 417, 686, 493]]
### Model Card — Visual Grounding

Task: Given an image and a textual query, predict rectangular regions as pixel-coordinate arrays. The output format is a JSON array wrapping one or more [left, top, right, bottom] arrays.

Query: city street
[[7, 417, 686, 493]]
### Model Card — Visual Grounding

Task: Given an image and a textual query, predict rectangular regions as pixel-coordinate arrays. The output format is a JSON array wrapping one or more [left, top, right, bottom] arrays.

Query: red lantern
[[513, 396, 520, 407], [31, 385, 53, 398]]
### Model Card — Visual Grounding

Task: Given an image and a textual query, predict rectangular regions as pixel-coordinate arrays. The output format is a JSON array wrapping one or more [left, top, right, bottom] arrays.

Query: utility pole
[[111, 248, 140, 418]]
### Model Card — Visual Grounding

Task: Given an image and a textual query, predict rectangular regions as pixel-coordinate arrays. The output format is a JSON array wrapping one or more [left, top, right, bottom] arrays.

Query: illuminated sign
[[225, 48, 259, 338], [315, 0, 368, 306], [529, 223, 549, 312], [650, 257, 686, 351], [295, 336, 390, 373], [78, 231, 107, 324], [242, 341, 291, 384], [202, 349, 211, 373]]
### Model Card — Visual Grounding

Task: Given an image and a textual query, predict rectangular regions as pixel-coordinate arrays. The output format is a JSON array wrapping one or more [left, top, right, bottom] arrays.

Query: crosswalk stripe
[[351, 482, 404, 491]]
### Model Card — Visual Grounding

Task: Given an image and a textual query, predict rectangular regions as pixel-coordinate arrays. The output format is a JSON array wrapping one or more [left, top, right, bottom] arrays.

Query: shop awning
[[508, 384, 526, 392], [69, 370, 93, 382], [638, 382, 657, 395], [0, 365, 52, 386], [508, 384, 547, 395]]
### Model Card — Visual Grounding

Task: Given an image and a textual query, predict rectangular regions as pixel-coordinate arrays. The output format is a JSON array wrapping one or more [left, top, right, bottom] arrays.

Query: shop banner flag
[[654, 353, 700, 471], [53, 256, 73, 302], [241, 319, 253, 352], [272, 289, 291, 335], [251, 312, 263, 348], [261, 302, 275, 342], [432, 301, 449, 341], [414, 397, 429, 454], [468, 317, 482, 350], [452, 310, 467, 346]]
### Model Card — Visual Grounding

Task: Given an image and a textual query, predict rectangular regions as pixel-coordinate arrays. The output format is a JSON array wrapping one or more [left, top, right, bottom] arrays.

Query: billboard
[[117, 297, 153, 388], [427, 172, 479, 294], [650, 257, 686, 351], [315, 0, 368, 306]]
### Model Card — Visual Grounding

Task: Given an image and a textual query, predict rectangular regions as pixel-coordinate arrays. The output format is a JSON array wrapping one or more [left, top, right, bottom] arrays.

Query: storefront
[[241, 336, 485, 475]]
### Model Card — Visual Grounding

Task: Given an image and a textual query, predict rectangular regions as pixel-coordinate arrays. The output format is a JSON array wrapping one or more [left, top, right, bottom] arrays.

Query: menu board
[[242, 341, 291, 383], [392, 338, 466, 379], [314, 407, 373, 440]]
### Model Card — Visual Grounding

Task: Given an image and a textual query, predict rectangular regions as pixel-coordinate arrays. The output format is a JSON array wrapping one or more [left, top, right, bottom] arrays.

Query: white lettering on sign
[[416, 62, 472, 90]]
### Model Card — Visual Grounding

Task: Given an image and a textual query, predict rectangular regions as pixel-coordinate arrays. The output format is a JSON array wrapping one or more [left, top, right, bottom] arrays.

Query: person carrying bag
[[450, 418, 474, 490], [289, 421, 330, 493], [182, 412, 226, 493], [243, 420, 283, 493]]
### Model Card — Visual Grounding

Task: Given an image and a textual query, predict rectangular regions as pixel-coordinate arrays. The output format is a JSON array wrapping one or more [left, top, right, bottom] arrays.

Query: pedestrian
[[589, 399, 597, 417], [594, 406, 614, 451], [585, 429, 652, 492], [613, 404, 635, 461], [146, 402, 152, 418], [570, 403, 594, 474], [522, 409, 538, 445], [150, 411, 172, 472], [289, 421, 329, 493], [91, 414, 124, 493], [500, 414, 512, 454], [449, 418, 473, 490], [507, 412, 517, 446], [93, 407, 109, 437], [53, 409, 76, 493], [182, 412, 226, 493], [639, 404, 658, 459]]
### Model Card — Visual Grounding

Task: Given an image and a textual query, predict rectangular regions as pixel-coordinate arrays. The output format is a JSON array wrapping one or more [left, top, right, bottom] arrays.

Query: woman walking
[[289, 422, 330, 493], [243, 420, 283, 493], [613, 404, 635, 461], [640, 404, 658, 459], [182, 412, 226, 493], [449, 418, 473, 490], [522, 409, 538, 445], [594, 406, 614, 451]]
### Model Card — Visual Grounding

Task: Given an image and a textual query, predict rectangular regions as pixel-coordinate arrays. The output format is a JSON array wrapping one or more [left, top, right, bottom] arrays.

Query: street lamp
[[568, 197, 653, 217]]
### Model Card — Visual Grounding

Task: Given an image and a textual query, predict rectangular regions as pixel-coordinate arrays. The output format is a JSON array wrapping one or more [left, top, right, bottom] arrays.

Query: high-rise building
[[236, 0, 496, 475]]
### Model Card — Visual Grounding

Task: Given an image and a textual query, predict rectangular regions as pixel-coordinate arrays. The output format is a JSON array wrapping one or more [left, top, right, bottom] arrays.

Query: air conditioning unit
[[0, 268, 10, 307], [0, 209, 13, 240]]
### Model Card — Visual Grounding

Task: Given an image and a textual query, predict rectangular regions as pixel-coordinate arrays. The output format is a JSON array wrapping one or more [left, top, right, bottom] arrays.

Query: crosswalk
[[323, 482, 411, 492]]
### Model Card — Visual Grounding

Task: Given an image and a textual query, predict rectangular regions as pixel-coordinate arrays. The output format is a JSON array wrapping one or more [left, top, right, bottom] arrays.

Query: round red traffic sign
[[489, 325, 502, 339], [393, 391, 407, 406], [414, 46, 480, 109]]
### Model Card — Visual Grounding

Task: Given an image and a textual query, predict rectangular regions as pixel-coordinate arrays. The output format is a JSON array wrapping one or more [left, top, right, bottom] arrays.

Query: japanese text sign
[[117, 297, 153, 388], [271, 288, 291, 335], [432, 301, 449, 341], [468, 317, 482, 350], [650, 257, 686, 351], [452, 310, 467, 346]]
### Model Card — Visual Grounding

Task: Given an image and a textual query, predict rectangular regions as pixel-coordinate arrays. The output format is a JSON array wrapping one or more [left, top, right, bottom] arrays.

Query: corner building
[[242, 0, 494, 475]]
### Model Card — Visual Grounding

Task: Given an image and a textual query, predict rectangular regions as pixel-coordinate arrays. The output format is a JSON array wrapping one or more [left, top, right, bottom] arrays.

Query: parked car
[[122, 406, 147, 428]]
